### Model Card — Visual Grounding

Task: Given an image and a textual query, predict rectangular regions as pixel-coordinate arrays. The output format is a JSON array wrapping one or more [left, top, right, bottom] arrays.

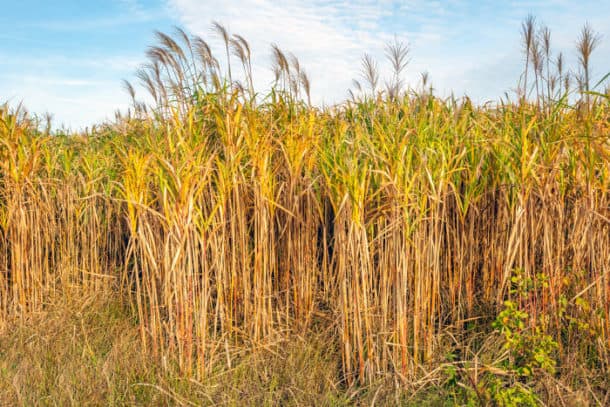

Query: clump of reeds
[[1, 19, 609, 398], [0, 106, 124, 328]]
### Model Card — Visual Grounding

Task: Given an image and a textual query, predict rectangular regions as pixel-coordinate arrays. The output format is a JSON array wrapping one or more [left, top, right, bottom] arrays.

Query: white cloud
[[2, 76, 131, 130], [25, 14, 162, 31], [24, 0, 168, 31], [167, 0, 610, 105], [4, 1, 610, 130], [167, 0, 424, 105], [0, 56, 138, 130]]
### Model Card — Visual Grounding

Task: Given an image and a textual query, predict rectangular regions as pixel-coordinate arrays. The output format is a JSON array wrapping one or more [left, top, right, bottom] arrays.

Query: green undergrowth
[[1, 284, 608, 406]]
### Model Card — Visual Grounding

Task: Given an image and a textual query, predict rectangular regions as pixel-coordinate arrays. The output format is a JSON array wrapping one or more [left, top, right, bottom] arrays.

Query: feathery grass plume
[[122, 79, 136, 104], [348, 80, 362, 103], [193, 35, 214, 68], [173, 26, 196, 74], [539, 25, 552, 107], [174, 26, 192, 50], [136, 67, 158, 103], [556, 52, 564, 95], [520, 14, 536, 99], [420, 71, 431, 95], [530, 32, 543, 106], [192, 35, 220, 90], [288, 52, 302, 99], [155, 30, 186, 62], [212, 21, 232, 86], [230, 34, 254, 100], [360, 53, 379, 96], [271, 43, 291, 95], [384, 37, 410, 100], [577, 23, 601, 107], [299, 70, 311, 106], [564, 71, 571, 94], [232, 34, 251, 59]]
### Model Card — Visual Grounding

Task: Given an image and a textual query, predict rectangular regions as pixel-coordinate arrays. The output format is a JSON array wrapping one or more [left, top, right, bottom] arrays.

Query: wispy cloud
[[22, 0, 168, 31], [3, 79, 131, 130], [3, 0, 609, 129], [167, 0, 424, 104], [0, 53, 142, 72], [4, 75, 104, 87], [0, 0, 167, 129], [168, 0, 610, 104], [24, 13, 164, 31]]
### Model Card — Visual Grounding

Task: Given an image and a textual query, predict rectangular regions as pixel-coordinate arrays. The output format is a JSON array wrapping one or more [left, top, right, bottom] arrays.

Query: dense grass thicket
[[1, 19, 610, 405]]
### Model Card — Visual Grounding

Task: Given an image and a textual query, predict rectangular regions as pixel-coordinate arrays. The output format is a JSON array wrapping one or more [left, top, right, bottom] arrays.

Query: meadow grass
[[1, 18, 610, 405]]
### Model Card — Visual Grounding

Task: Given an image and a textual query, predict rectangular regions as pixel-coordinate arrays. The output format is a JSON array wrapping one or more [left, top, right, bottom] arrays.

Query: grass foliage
[[1, 17, 610, 405]]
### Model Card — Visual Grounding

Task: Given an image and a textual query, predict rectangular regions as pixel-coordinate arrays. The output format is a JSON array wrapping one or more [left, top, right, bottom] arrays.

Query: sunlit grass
[[1, 17, 609, 405]]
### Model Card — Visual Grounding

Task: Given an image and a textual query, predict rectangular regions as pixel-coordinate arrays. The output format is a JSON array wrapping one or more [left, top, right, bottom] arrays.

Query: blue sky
[[1, 0, 609, 129]]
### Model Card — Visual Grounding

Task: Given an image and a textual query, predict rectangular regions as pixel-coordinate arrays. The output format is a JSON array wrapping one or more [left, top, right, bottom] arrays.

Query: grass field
[[1, 18, 609, 406]]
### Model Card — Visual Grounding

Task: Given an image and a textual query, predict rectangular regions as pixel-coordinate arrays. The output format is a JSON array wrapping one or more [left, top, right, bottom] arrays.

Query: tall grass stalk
[[1, 20, 609, 389]]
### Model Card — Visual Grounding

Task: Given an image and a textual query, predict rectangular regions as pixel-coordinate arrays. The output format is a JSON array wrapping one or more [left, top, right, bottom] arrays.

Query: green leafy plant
[[489, 298, 557, 406]]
